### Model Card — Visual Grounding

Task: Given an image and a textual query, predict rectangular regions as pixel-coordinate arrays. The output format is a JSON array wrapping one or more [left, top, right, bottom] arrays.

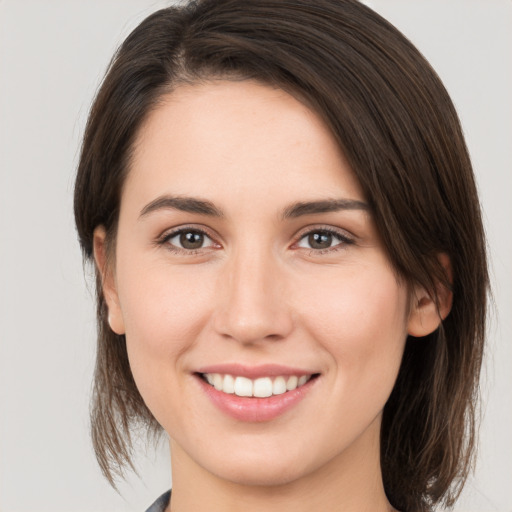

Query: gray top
[[145, 490, 171, 512]]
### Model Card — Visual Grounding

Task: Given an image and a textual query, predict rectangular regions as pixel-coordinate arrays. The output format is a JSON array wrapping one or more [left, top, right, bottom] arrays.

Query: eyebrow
[[139, 196, 224, 219], [139, 195, 370, 220], [281, 198, 370, 219]]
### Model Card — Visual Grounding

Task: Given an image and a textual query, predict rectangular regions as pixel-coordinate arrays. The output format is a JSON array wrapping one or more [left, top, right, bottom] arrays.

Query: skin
[[94, 80, 450, 512]]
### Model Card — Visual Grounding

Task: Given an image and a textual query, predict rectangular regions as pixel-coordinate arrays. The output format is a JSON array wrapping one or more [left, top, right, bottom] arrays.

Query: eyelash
[[294, 227, 354, 255], [156, 226, 354, 255], [156, 226, 217, 255]]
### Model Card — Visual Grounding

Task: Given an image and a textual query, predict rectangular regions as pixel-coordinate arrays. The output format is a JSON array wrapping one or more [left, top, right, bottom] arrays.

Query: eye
[[164, 229, 216, 251], [296, 229, 352, 251]]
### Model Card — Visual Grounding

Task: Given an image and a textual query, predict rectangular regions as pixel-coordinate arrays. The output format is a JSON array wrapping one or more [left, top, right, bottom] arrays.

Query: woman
[[74, 1, 489, 511]]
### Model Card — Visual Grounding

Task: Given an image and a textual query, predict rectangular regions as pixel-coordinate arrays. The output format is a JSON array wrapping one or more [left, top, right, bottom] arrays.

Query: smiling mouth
[[199, 373, 319, 398]]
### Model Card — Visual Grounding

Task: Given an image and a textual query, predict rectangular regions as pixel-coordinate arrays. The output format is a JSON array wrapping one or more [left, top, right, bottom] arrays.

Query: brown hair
[[74, 1, 489, 510]]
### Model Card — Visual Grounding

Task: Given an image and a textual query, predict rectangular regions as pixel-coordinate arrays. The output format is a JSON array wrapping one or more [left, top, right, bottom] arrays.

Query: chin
[[213, 460, 308, 487], [194, 439, 324, 488]]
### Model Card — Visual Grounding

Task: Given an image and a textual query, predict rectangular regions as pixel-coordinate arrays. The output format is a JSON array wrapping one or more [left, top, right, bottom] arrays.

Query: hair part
[[74, 1, 489, 509]]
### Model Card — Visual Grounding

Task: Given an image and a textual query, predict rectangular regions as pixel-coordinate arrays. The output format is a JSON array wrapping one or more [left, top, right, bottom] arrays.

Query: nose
[[212, 246, 294, 345]]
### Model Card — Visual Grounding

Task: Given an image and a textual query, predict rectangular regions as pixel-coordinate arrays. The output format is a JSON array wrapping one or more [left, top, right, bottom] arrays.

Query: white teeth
[[298, 375, 308, 386], [253, 377, 273, 398], [286, 375, 298, 391], [213, 373, 223, 391], [203, 373, 313, 397], [273, 376, 287, 395], [234, 376, 253, 397], [223, 374, 235, 394]]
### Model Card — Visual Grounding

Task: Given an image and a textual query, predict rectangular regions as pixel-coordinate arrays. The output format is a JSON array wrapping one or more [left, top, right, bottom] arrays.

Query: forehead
[[125, 80, 365, 213]]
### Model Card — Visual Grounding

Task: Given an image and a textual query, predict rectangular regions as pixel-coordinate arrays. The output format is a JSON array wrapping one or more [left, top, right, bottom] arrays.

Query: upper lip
[[195, 363, 317, 379]]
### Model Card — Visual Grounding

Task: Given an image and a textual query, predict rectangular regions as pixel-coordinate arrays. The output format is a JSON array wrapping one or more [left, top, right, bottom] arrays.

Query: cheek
[[114, 253, 215, 398], [117, 253, 212, 340], [300, 268, 409, 436], [296, 263, 409, 385]]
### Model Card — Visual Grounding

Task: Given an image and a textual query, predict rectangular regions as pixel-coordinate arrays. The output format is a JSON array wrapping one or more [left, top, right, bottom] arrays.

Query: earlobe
[[407, 254, 453, 338], [93, 226, 126, 335]]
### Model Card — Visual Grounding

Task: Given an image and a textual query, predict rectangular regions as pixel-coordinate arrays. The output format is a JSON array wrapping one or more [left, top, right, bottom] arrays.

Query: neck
[[167, 418, 394, 512]]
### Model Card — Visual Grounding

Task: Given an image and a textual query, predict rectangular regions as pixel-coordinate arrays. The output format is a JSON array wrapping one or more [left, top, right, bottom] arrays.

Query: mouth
[[194, 366, 320, 422], [199, 372, 317, 398]]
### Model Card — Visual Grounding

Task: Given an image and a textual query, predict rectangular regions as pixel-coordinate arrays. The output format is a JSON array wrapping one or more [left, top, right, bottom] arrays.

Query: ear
[[93, 226, 125, 335], [407, 253, 453, 337]]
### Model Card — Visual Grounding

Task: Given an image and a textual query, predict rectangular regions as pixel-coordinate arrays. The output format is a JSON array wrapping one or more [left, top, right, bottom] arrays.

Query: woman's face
[[100, 80, 417, 487]]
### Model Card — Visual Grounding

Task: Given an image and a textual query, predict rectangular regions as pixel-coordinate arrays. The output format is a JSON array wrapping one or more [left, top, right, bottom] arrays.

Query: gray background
[[0, 1, 510, 511]]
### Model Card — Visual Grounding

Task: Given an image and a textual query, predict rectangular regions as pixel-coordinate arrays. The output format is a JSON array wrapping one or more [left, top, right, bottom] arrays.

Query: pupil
[[309, 232, 332, 249], [180, 231, 204, 249]]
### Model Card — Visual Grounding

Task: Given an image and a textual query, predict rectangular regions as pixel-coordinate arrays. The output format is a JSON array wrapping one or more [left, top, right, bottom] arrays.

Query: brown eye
[[180, 231, 205, 249], [308, 232, 333, 249], [165, 229, 215, 251], [296, 229, 352, 251]]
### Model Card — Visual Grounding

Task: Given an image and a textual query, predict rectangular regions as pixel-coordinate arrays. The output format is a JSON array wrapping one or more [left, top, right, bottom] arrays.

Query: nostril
[[212, 304, 294, 345]]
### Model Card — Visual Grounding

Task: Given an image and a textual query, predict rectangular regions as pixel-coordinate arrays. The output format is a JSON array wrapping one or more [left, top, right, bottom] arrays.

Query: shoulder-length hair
[[74, 1, 489, 510]]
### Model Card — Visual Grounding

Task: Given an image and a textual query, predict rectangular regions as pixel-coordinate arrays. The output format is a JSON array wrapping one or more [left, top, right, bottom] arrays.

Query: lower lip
[[196, 374, 318, 422]]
